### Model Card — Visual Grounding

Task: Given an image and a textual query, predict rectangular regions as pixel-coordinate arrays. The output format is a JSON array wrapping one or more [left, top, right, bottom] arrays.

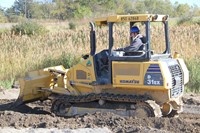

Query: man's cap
[[130, 26, 140, 33]]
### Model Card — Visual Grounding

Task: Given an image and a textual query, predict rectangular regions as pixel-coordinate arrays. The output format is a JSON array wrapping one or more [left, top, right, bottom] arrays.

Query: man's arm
[[123, 38, 143, 52]]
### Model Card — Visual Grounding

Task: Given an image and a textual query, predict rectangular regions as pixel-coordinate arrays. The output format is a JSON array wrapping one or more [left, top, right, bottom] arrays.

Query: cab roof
[[95, 14, 168, 26]]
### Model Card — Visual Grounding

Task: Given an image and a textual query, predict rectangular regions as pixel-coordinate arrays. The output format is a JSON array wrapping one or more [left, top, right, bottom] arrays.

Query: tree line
[[0, 0, 200, 22]]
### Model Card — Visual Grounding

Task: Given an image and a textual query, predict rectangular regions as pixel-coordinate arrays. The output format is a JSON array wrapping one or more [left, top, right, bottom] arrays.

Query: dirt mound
[[183, 93, 200, 105], [0, 98, 200, 133]]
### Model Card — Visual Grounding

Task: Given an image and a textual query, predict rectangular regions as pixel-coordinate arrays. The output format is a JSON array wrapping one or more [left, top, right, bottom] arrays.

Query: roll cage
[[93, 14, 171, 61]]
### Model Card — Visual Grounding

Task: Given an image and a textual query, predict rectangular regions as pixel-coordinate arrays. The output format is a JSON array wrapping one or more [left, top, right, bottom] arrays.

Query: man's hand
[[115, 48, 124, 51]]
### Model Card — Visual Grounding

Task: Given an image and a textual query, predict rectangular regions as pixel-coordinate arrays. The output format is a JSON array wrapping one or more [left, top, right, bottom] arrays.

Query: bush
[[7, 15, 25, 23], [39, 52, 81, 70], [195, 19, 200, 26], [177, 16, 193, 25], [0, 14, 7, 23], [185, 58, 200, 92], [69, 22, 76, 30], [0, 28, 10, 35], [11, 21, 47, 36], [0, 79, 14, 89]]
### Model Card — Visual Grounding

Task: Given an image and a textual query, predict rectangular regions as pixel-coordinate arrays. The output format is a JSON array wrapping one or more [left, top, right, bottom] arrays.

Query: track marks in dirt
[[0, 98, 200, 132]]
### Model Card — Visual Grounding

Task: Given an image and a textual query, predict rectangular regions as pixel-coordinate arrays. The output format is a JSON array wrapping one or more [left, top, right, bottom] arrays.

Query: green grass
[[0, 79, 14, 89], [185, 58, 200, 93]]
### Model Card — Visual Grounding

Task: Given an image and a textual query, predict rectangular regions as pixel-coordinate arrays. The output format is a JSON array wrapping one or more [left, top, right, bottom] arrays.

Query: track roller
[[51, 99, 71, 116]]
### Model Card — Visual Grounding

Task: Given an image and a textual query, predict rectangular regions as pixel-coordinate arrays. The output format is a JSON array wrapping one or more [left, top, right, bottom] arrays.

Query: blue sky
[[0, 0, 15, 8], [170, 0, 200, 7], [0, 0, 199, 8]]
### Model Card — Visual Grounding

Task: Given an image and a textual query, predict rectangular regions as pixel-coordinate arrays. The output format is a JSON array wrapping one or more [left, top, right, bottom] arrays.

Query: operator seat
[[95, 50, 109, 76], [94, 50, 109, 85], [124, 36, 146, 56]]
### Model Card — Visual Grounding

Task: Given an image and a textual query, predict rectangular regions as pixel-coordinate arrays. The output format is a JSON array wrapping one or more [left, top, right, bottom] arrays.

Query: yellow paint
[[95, 14, 168, 26], [52, 87, 70, 95], [18, 70, 53, 102], [72, 56, 96, 82], [112, 61, 171, 90], [63, 56, 96, 94], [18, 65, 69, 103]]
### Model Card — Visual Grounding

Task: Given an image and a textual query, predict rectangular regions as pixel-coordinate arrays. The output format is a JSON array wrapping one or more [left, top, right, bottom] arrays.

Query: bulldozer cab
[[91, 14, 171, 84], [94, 14, 170, 58]]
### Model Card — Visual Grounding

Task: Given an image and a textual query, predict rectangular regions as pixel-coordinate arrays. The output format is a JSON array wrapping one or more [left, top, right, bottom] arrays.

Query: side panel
[[112, 61, 168, 90], [69, 56, 96, 94], [112, 61, 144, 87]]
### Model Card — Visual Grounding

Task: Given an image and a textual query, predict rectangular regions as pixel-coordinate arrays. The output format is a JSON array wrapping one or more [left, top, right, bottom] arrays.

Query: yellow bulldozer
[[15, 14, 189, 117]]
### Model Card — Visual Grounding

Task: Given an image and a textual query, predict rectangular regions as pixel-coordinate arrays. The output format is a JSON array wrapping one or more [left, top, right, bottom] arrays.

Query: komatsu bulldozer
[[15, 14, 189, 117]]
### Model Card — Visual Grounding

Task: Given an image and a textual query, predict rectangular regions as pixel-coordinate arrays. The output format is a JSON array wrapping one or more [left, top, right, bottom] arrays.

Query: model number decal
[[144, 74, 163, 86], [147, 75, 161, 85], [147, 79, 161, 85]]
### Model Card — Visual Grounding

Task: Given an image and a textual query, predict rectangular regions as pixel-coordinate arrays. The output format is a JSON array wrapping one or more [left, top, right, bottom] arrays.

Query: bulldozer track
[[51, 93, 162, 117]]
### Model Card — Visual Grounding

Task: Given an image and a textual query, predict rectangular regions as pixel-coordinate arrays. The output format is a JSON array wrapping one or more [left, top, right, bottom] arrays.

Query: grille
[[168, 64, 183, 98]]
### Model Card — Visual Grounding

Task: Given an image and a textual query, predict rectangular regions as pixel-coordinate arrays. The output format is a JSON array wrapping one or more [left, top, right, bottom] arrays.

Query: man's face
[[130, 32, 137, 38]]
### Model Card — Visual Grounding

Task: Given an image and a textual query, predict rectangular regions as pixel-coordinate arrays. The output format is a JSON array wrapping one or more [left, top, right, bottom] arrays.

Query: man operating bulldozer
[[116, 26, 145, 52], [14, 14, 189, 118]]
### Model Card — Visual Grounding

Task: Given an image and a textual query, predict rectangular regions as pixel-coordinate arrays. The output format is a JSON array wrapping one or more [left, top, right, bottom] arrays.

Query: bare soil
[[0, 89, 200, 133]]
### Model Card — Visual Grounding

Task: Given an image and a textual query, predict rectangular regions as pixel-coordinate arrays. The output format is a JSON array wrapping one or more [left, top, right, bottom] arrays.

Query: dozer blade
[[14, 65, 67, 107]]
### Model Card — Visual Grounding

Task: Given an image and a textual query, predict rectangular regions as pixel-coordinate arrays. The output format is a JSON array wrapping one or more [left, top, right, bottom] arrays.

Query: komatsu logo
[[120, 80, 139, 84]]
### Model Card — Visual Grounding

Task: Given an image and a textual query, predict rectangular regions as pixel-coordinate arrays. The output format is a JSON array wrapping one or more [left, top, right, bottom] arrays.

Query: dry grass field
[[0, 22, 200, 90]]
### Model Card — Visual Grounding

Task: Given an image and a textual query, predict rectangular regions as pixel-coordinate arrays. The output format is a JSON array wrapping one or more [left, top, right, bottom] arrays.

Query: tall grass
[[0, 23, 200, 90], [169, 24, 200, 60], [185, 58, 200, 93]]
